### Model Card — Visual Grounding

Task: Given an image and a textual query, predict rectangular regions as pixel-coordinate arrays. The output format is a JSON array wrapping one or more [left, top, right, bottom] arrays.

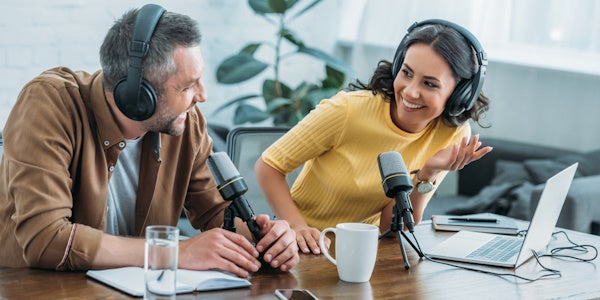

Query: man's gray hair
[[99, 8, 202, 96]]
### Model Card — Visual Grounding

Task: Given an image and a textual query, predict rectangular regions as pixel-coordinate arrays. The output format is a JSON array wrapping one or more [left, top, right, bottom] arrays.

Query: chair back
[[226, 127, 301, 217]]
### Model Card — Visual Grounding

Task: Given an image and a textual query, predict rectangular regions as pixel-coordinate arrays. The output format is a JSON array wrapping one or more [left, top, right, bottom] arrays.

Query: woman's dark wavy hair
[[348, 24, 490, 128]]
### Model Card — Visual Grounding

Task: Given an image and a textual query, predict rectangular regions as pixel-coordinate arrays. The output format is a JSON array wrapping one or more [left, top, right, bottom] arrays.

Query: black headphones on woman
[[113, 4, 166, 121], [391, 19, 488, 117]]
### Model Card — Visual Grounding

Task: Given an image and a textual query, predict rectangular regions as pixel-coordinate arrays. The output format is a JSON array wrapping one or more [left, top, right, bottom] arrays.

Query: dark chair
[[226, 127, 301, 217]]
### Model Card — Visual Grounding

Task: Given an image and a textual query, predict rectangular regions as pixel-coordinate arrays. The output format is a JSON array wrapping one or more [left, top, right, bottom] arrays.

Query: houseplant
[[213, 0, 353, 127]]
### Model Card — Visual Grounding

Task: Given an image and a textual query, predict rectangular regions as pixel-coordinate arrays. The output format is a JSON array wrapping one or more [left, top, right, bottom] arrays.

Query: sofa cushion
[[530, 174, 600, 234], [580, 149, 600, 175], [490, 160, 530, 186], [523, 159, 580, 184], [523, 149, 600, 184]]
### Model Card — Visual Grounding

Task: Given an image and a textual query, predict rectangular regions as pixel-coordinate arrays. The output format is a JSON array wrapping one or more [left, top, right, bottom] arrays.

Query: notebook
[[87, 267, 251, 297], [425, 163, 577, 268], [431, 214, 519, 235]]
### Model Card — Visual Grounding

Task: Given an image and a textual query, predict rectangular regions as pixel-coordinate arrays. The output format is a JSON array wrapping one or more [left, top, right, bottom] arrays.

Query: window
[[337, 0, 600, 76]]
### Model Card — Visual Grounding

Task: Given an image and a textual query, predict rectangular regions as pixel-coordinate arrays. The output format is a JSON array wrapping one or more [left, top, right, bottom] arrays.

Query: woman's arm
[[255, 158, 325, 254]]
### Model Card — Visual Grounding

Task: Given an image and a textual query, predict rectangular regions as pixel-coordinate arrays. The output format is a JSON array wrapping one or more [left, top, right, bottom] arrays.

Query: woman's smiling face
[[391, 43, 457, 133]]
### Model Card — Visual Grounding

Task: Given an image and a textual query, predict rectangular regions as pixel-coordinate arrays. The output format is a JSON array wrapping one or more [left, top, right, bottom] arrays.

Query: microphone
[[377, 151, 415, 233], [207, 152, 262, 241]]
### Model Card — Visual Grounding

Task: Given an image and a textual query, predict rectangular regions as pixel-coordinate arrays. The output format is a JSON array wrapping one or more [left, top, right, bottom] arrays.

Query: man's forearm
[[91, 233, 145, 269]]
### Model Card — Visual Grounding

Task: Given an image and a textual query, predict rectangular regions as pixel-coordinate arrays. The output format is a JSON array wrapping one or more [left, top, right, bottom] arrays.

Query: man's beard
[[147, 108, 185, 136]]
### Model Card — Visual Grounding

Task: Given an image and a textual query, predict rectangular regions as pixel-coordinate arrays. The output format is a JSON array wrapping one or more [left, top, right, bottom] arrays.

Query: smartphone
[[274, 289, 319, 300]]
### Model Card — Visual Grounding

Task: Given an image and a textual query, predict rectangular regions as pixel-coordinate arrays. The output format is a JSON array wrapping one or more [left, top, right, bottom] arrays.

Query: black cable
[[421, 230, 597, 282], [424, 252, 561, 282], [410, 232, 551, 282], [541, 231, 598, 262], [410, 232, 423, 257]]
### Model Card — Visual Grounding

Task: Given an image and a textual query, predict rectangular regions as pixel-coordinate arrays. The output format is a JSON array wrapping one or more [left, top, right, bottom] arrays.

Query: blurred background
[[0, 0, 599, 151]]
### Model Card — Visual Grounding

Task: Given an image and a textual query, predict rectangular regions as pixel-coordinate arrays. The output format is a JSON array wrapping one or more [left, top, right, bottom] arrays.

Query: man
[[0, 4, 298, 278]]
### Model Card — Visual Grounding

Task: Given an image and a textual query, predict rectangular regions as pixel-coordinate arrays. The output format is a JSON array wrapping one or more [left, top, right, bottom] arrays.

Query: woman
[[255, 20, 493, 254]]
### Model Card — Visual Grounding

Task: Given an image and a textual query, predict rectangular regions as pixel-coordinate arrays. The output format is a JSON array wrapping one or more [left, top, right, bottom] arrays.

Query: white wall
[[0, 0, 341, 130], [481, 62, 600, 152], [2, 1, 600, 154]]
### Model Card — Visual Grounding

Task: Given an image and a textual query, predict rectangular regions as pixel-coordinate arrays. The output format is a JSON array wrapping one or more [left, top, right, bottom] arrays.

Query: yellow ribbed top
[[262, 90, 470, 230]]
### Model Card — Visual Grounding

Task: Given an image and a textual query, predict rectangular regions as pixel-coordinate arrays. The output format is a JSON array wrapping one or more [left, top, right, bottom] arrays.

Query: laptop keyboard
[[466, 236, 522, 262]]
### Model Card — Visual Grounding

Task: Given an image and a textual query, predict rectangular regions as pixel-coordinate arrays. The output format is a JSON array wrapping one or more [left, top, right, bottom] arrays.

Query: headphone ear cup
[[445, 79, 472, 117], [391, 50, 404, 79], [113, 77, 129, 115], [137, 79, 157, 119], [113, 78, 157, 121]]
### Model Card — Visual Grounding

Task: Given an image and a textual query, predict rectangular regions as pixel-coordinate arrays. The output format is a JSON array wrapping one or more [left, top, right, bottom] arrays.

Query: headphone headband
[[408, 19, 487, 67], [114, 4, 165, 121]]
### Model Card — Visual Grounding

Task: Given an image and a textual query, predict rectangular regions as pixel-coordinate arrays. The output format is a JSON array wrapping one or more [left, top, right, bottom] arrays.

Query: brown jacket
[[0, 67, 228, 270]]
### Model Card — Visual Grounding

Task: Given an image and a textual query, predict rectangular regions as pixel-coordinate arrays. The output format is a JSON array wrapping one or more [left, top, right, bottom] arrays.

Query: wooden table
[[2, 219, 599, 299]]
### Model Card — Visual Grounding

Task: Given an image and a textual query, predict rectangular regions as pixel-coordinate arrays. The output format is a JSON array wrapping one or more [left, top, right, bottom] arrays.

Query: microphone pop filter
[[377, 151, 413, 197], [207, 152, 240, 186], [377, 151, 409, 178]]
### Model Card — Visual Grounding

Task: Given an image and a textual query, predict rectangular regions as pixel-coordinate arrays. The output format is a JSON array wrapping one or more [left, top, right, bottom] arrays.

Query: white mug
[[318, 223, 379, 283]]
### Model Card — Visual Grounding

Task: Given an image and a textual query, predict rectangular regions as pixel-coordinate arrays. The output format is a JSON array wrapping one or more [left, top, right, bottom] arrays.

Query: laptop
[[425, 163, 578, 268]]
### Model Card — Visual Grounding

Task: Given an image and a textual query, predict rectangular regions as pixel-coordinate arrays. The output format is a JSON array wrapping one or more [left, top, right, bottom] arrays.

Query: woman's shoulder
[[330, 89, 377, 100], [325, 90, 384, 108], [431, 119, 471, 142]]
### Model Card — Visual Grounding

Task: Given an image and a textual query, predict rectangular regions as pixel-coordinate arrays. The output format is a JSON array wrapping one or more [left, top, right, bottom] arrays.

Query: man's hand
[[178, 228, 261, 278], [254, 215, 299, 271]]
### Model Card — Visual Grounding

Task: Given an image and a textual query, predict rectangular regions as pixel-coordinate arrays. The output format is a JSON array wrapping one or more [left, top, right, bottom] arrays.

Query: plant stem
[[274, 13, 284, 97]]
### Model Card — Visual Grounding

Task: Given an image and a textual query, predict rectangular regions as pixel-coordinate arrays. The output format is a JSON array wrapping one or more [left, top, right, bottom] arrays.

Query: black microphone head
[[377, 151, 413, 196], [207, 152, 240, 186]]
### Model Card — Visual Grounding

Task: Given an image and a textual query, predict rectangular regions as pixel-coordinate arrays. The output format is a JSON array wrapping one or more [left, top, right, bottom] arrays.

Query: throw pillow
[[491, 160, 531, 186], [578, 149, 600, 176], [523, 158, 583, 184]]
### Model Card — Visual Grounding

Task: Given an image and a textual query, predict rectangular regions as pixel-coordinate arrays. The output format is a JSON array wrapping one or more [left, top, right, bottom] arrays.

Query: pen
[[448, 217, 498, 223]]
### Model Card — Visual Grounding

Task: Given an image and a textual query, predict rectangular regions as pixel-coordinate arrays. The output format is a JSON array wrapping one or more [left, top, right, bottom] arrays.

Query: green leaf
[[321, 77, 341, 89], [325, 66, 345, 87], [234, 104, 270, 124], [248, 0, 273, 14], [216, 54, 269, 84], [272, 109, 295, 126], [286, 0, 300, 10], [297, 47, 354, 76], [280, 28, 304, 47], [303, 88, 339, 106], [298, 96, 316, 116], [290, 0, 322, 20], [263, 80, 292, 101], [266, 97, 294, 113], [290, 81, 318, 100], [284, 112, 303, 127], [240, 43, 262, 55], [268, 0, 289, 13], [212, 94, 261, 114], [249, 0, 299, 14]]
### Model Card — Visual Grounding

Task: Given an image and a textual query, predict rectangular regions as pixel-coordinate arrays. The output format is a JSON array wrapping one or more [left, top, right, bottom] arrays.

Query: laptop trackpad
[[427, 231, 496, 257]]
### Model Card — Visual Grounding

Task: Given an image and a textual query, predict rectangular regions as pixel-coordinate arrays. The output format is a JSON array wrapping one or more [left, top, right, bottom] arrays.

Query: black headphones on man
[[113, 4, 166, 121], [391, 19, 488, 117]]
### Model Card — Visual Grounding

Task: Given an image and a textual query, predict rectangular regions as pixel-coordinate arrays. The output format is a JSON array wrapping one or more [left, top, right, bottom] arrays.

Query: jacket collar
[[88, 71, 127, 150]]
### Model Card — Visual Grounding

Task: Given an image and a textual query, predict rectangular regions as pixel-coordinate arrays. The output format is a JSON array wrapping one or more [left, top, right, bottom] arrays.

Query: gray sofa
[[203, 127, 600, 236], [425, 137, 600, 235]]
